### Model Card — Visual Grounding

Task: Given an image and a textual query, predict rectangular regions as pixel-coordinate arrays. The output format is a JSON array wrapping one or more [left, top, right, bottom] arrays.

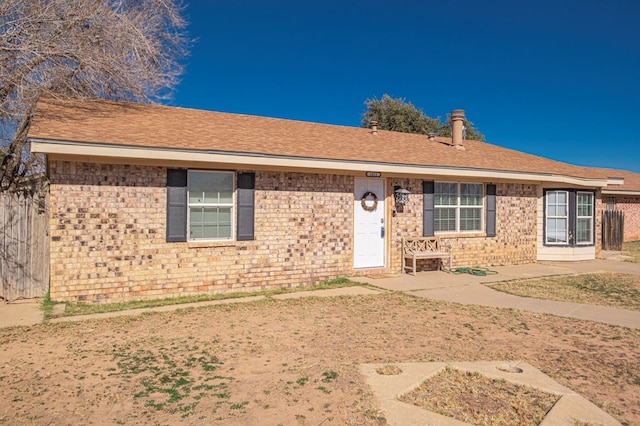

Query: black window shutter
[[237, 172, 255, 241], [486, 184, 497, 237], [423, 181, 435, 237], [166, 169, 187, 242]]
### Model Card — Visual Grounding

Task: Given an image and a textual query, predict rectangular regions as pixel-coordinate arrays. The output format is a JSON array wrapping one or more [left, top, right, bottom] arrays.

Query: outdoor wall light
[[393, 186, 410, 214]]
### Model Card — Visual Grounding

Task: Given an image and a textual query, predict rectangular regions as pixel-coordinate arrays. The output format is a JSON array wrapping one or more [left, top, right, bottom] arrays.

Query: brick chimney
[[451, 109, 465, 150]]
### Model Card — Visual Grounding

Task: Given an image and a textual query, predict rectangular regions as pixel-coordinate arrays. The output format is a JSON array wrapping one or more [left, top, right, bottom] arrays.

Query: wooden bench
[[402, 237, 452, 275]]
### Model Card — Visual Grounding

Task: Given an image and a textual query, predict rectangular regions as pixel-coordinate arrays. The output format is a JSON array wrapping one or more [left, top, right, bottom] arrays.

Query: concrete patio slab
[[361, 361, 621, 426]]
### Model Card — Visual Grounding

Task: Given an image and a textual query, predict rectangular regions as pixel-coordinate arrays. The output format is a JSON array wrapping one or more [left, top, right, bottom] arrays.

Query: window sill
[[188, 240, 237, 249], [543, 243, 595, 248], [436, 232, 486, 239]]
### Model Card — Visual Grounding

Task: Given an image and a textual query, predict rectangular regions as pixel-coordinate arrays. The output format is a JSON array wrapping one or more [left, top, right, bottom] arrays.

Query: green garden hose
[[443, 267, 498, 276]]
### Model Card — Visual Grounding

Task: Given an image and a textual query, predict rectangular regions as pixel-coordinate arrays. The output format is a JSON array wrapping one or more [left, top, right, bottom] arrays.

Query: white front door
[[354, 178, 386, 269]]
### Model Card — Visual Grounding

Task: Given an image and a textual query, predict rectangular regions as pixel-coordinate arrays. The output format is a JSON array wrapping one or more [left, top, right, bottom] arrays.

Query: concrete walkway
[[358, 259, 640, 329], [1, 259, 638, 329], [0, 299, 44, 328], [0, 286, 381, 328]]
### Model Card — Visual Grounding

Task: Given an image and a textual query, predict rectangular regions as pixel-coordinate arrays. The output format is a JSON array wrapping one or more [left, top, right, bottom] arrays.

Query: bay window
[[545, 191, 568, 244], [576, 191, 594, 244], [544, 189, 594, 246]]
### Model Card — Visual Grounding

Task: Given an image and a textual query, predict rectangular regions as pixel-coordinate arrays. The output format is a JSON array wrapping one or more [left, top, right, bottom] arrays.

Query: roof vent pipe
[[451, 109, 465, 150], [370, 120, 378, 135], [427, 132, 435, 141]]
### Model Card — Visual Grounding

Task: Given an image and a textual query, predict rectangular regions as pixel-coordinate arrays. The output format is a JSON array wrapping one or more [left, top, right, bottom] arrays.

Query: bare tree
[[0, 0, 190, 191]]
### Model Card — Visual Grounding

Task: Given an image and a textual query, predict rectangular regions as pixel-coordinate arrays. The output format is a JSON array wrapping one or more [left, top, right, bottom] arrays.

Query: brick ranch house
[[598, 169, 640, 242], [27, 98, 639, 303]]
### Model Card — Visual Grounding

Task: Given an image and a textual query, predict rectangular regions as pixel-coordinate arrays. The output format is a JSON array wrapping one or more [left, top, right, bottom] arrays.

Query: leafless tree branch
[[0, 0, 190, 191]]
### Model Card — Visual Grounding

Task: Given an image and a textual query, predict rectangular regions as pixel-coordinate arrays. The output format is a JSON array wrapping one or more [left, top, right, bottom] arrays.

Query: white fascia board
[[602, 190, 640, 196], [605, 178, 625, 186], [30, 139, 610, 187]]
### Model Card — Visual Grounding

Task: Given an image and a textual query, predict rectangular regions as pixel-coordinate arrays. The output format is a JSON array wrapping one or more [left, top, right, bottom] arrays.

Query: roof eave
[[30, 138, 611, 187], [602, 189, 640, 196]]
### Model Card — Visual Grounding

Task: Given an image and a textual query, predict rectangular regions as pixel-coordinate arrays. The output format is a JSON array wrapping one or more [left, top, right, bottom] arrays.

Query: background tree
[[361, 94, 485, 141], [438, 115, 485, 141], [0, 0, 190, 191], [362, 95, 441, 135]]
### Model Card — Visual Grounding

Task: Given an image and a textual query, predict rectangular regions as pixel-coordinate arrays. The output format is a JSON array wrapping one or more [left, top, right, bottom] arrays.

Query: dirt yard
[[1, 292, 638, 425]]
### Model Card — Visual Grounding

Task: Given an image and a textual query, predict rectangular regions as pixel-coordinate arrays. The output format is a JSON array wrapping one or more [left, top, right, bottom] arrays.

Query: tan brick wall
[[48, 161, 544, 303], [613, 195, 640, 242], [389, 178, 425, 270], [595, 194, 603, 256], [49, 161, 354, 303], [390, 181, 537, 272]]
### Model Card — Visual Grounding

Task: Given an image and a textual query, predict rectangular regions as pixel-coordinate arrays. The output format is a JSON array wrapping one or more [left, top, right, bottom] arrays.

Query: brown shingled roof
[[597, 168, 640, 193], [27, 97, 616, 181]]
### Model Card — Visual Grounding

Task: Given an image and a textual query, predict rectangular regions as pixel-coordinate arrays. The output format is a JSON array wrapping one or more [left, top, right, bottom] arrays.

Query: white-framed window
[[187, 170, 234, 240], [434, 182, 484, 233], [576, 191, 594, 244], [545, 190, 568, 244], [544, 189, 594, 246]]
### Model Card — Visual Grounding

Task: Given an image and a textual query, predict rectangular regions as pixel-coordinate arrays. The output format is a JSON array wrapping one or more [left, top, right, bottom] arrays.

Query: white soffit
[[30, 139, 611, 187]]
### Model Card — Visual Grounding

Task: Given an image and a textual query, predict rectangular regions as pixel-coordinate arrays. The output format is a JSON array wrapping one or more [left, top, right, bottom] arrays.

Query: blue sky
[[173, 0, 640, 174]]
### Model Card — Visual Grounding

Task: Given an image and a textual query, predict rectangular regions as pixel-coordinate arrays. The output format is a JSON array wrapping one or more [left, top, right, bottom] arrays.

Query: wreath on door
[[361, 191, 378, 212]]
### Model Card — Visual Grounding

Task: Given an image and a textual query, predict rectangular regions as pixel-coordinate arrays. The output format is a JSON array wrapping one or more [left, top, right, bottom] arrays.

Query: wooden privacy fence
[[602, 210, 624, 251], [0, 192, 49, 301]]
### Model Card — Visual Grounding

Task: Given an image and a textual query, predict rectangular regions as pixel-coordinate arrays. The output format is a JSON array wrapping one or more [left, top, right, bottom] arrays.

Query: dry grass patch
[[43, 277, 360, 319], [623, 241, 640, 263], [399, 366, 559, 425], [1, 293, 639, 425], [488, 273, 640, 311], [375, 364, 403, 375]]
